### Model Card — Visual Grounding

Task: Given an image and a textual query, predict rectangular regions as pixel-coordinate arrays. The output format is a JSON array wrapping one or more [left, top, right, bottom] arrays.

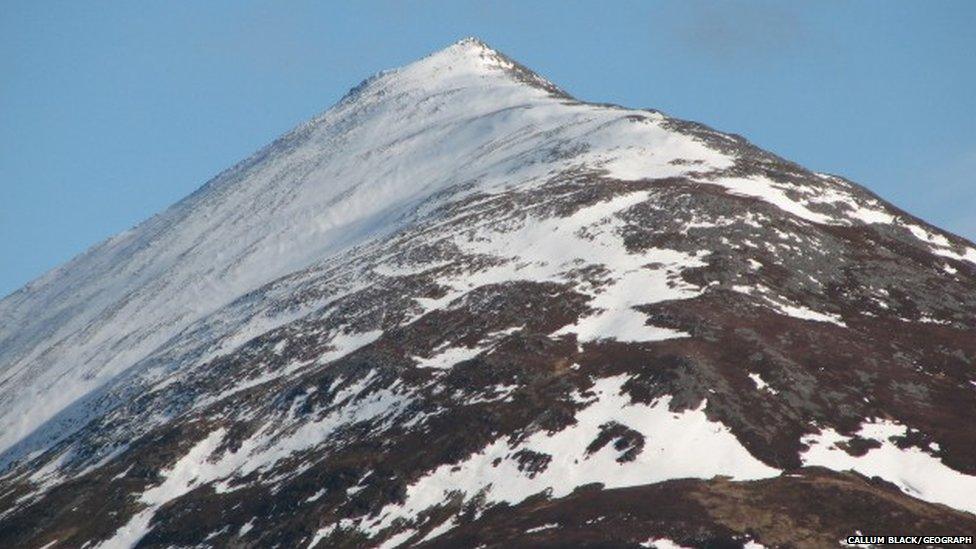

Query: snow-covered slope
[[0, 38, 724, 460], [3, 39, 976, 548]]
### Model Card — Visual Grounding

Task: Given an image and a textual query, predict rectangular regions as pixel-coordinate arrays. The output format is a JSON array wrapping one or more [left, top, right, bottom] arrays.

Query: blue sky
[[2, 1, 974, 297]]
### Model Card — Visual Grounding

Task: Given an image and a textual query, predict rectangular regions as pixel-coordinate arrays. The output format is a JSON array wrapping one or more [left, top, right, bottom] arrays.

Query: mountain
[[2, 38, 976, 549]]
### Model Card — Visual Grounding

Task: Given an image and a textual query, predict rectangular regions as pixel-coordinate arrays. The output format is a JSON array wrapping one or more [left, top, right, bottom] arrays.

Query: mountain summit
[[2, 39, 976, 548]]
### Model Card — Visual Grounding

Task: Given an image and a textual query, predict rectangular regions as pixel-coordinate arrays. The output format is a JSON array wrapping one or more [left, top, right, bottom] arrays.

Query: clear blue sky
[[2, 1, 974, 298]]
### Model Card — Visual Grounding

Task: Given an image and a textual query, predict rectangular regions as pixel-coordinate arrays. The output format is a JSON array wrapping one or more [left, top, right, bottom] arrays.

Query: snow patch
[[641, 538, 693, 549], [748, 373, 777, 395], [366, 375, 778, 535], [773, 303, 846, 327], [414, 345, 484, 369], [904, 223, 976, 266], [97, 429, 229, 548], [801, 419, 976, 514], [239, 518, 255, 536]]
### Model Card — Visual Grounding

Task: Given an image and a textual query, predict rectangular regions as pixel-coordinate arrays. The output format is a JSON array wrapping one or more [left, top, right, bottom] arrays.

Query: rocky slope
[[2, 38, 975, 548]]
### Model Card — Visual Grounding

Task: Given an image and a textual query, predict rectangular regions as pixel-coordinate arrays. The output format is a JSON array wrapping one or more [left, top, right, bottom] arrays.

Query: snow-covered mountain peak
[[452, 35, 492, 49], [0, 39, 721, 464], [340, 37, 567, 104], [408, 36, 515, 74], [438, 36, 499, 59], [3, 39, 976, 549]]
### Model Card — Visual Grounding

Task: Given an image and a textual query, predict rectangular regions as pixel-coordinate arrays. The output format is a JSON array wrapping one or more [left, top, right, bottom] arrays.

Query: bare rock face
[[2, 38, 975, 548]]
